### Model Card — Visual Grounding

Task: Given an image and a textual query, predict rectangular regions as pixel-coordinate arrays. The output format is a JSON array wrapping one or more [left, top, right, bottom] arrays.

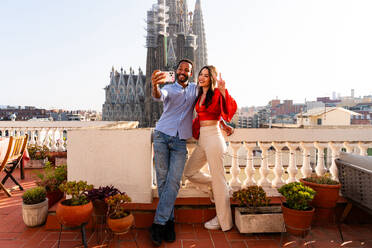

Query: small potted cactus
[[233, 186, 285, 233]]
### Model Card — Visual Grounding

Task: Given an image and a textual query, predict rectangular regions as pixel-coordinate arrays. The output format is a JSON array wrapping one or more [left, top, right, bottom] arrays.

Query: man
[[150, 59, 197, 246]]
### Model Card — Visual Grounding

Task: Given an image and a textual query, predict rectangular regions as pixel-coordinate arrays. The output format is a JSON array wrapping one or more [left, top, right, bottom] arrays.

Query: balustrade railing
[[0, 121, 129, 152], [182, 128, 372, 190]]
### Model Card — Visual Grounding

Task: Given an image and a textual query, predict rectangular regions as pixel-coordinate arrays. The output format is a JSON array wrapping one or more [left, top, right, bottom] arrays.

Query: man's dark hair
[[176, 59, 194, 73]]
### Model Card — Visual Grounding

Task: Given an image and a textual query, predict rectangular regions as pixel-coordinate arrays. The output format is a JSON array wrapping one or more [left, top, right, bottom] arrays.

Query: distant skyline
[[1, 0, 372, 111]]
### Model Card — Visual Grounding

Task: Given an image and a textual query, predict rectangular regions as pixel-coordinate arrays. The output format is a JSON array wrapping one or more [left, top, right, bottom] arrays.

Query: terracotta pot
[[46, 190, 64, 208], [281, 203, 314, 237], [300, 179, 341, 208], [107, 212, 134, 234], [56, 200, 93, 227]]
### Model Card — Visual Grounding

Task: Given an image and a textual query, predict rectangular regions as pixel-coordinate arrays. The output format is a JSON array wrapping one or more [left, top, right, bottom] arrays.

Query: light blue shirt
[[154, 81, 198, 140]]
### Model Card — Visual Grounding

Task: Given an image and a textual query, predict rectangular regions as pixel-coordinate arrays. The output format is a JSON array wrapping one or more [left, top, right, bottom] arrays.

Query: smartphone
[[163, 71, 175, 83]]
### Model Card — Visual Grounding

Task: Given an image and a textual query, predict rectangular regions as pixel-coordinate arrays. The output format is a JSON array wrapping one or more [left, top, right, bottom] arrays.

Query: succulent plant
[[59, 181, 93, 206], [105, 193, 132, 219], [278, 182, 316, 210], [233, 186, 270, 208], [86, 185, 120, 201]]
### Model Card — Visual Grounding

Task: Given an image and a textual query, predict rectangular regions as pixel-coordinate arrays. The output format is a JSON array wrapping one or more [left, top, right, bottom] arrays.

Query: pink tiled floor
[[1, 169, 372, 248]]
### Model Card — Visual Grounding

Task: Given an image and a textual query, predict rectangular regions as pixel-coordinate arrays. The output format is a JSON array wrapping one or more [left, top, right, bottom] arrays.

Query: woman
[[184, 65, 237, 231]]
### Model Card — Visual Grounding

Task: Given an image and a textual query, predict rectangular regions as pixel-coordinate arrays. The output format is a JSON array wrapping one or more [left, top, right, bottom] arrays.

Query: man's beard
[[177, 73, 188, 83]]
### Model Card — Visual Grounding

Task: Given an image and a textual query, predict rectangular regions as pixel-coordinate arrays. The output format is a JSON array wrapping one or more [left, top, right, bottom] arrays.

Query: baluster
[[328, 142, 342, 181], [271, 142, 284, 188], [0, 129, 4, 137], [50, 128, 58, 152], [286, 142, 298, 183], [258, 142, 271, 187], [243, 142, 256, 188], [29, 129, 36, 145], [229, 142, 242, 190], [300, 142, 313, 178], [343, 142, 353, 153], [43, 128, 51, 149], [58, 129, 64, 151], [314, 142, 327, 176], [358, 142, 369, 156], [62, 129, 68, 151], [36, 129, 43, 146]]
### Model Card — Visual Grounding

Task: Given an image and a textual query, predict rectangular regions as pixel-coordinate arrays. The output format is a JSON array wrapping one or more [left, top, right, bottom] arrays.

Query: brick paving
[[1, 169, 372, 248]]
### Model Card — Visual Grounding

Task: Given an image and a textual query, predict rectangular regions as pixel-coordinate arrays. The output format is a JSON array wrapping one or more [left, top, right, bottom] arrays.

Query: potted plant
[[86, 185, 120, 222], [300, 174, 341, 224], [27, 144, 50, 168], [22, 186, 49, 227], [233, 186, 285, 233], [56, 181, 94, 227], [278, 182, 316, 237], [36, 162, 67, 208], [105, 192, 133, 234]]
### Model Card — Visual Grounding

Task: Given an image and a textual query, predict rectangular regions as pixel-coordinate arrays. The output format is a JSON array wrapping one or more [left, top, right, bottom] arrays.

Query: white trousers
[[184, 125, 233, 231]]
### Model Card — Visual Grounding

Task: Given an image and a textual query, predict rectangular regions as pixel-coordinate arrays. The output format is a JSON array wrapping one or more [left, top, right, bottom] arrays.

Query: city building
[[296, 107, 361, 126], [0, 106, 48, 121], [102, 0, 208, 127]]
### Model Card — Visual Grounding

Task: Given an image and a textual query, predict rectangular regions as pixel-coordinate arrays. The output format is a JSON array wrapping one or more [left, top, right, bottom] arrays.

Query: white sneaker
[[204, 216, 221, 230]]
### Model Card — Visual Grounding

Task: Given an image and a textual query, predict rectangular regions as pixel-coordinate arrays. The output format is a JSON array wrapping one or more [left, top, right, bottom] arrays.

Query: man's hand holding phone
[[151, 70, 175, 86]]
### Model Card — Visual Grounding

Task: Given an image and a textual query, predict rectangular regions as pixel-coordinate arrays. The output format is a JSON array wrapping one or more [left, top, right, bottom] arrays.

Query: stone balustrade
[[214, 128, 372, 191], [57, 126, 372, 202], [0, 121, 138, 152]]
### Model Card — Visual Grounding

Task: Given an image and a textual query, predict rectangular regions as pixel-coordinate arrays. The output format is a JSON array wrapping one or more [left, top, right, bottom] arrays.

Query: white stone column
[[258, 142, 271, 187], [44, 128, 53, 149], [328, 142, 342, 181], [29, 129, 36, 145], [243, 142, 256, 188], [314, 142, 327, 176], [286, 142, 298, 183], [343, 142, 354, 154], [271, 142, 284, 188], [300, 142, 313, 179], [229, 142, 242, 190], [36, 129, 43, 146], [50, 128, 58, 152], [358, 142, 369, 156]]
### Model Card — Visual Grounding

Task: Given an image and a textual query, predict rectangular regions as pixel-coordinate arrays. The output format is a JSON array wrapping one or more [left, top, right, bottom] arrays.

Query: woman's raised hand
[[216, 73, 226, 97]]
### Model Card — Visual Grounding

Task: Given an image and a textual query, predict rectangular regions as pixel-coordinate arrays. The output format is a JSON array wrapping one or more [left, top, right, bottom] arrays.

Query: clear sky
[[1, 0, 372, 111]]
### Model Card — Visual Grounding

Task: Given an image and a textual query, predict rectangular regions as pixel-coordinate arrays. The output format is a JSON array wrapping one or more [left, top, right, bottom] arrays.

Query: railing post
[[328, 142, 342, 181], [271, 142, 284, 188], [258, 142, 271, 187], [229, 142, 242, 190], [286, 142, 298, 183], [358, 142, 369, 156], [300, 142, 313, 178], [243, 142, 256, 188], [50, 128, 58, 152], [314, 142, 327, 176]]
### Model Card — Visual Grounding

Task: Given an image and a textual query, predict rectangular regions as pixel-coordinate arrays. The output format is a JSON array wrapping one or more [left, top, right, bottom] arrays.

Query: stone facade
[[103, 0, 208, 127]]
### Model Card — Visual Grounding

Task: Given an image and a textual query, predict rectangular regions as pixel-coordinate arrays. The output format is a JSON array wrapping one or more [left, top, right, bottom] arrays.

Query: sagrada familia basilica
[[102, 0, 208, 127]]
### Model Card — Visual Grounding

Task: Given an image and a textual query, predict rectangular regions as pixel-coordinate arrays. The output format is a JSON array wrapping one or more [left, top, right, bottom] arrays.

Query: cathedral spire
[[167, 37, 177, 69], [193, 0, 208, 75]]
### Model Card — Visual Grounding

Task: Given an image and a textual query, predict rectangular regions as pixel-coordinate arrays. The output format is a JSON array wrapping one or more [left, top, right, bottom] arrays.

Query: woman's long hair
[[195, 65, 217, 108]]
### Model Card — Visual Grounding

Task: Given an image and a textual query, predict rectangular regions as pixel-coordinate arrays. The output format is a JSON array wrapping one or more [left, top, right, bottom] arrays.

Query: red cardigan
[[192, 88, 237, 139]]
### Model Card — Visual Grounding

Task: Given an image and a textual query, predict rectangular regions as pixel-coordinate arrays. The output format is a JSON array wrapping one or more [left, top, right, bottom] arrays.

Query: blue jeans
[[153, 130, 187, 225]]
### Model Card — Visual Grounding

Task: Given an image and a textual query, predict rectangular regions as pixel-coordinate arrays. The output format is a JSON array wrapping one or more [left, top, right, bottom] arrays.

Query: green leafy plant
[[59, 181, 93, 206], [233, 186, 270, 208], [28, 144, 50, 160], [302, 174, 339, 185], [22, 186, 47, 205], [36, 162, 67, 192], [278, 182, 316, 210], [105, 193, 132, 219]]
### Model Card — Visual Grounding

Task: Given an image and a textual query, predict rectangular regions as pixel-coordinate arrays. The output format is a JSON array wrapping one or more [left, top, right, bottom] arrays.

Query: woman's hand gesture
[[215, 73, 226, 98]]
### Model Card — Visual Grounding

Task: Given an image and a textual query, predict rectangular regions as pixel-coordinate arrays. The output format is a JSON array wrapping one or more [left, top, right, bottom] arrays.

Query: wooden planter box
[[25, 159, 45, 168], [235, 206, 285, 233]]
